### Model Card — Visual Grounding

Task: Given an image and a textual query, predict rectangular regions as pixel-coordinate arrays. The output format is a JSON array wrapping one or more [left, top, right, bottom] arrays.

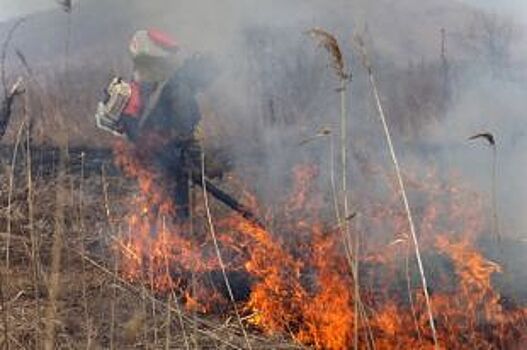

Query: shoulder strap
[[137, 78, 170, 131]]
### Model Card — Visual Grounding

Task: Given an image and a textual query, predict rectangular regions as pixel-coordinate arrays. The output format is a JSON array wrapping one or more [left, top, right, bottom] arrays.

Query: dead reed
[[353, 34, 439, 349]]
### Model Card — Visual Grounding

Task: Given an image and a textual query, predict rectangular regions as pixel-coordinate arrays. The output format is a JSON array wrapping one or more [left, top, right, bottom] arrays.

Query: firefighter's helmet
[[129, 29, 179, 59]]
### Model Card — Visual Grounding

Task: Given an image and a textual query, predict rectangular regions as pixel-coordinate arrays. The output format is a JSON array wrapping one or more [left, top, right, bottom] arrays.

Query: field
[[2, 1, 527, 349]]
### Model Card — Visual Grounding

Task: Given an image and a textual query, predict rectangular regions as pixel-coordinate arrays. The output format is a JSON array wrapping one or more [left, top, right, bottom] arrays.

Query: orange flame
[[113, 141, 527, 349]]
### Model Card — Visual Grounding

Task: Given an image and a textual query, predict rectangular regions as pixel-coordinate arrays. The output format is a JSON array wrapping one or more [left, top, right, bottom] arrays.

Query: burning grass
[[0, 26, 525, 350], [112, 141, 527, 349], [0, 146, 300, 349], [0, 138, 526, 349]]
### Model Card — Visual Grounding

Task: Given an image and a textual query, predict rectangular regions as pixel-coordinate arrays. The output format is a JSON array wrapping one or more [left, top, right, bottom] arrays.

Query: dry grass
[[308, 27, 364, 350], [0, 143, 302, 349], [0, 14, 521, 347]]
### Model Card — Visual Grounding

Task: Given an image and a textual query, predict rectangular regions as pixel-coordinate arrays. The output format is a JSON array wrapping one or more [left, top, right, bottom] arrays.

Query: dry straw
[[307, 27, 370, 350], [353, 34, 439, 349], [306, 28, 350, 81]]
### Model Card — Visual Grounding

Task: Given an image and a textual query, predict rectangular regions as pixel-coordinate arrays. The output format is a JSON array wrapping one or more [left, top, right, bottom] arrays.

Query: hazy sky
[[0, 0, 525, 22]]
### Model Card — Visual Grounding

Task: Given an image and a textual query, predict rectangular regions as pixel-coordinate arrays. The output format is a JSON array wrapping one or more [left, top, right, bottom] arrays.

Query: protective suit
[[116, 29, 202, 221]]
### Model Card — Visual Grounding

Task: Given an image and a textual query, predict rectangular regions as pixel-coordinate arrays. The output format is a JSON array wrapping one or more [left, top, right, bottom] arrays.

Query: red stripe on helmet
[[147, 29, 178, 52]]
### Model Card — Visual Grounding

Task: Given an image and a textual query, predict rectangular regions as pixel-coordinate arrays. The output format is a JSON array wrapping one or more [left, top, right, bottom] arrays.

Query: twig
[[77, 250, 245, 350]]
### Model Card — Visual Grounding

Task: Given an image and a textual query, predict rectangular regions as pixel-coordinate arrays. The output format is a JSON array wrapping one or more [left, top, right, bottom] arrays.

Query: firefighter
[[95, 29, 267, 229], [98, 28, 204, 222]]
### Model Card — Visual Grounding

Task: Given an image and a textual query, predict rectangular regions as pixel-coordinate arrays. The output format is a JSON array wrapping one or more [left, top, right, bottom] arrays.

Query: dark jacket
[[123, 79, 199, 143]]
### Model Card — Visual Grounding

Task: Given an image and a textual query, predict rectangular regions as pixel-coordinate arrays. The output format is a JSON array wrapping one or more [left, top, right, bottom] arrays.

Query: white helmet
[[129, 28, 179, 59]]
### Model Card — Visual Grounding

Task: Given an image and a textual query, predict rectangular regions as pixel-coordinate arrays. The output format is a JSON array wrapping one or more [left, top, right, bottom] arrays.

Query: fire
[[113, 141, 527, 349]]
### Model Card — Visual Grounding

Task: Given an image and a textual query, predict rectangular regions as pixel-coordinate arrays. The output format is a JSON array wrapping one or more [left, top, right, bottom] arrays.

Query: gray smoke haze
[[2, 0, 527, 242], [0, 0, 53, 21], [425, 72, 527, 238], [151, 0, 527, 244]]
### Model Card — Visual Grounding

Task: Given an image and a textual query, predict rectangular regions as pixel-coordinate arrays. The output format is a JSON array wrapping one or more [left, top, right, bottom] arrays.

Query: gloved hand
[[94, 77, 132, 137]]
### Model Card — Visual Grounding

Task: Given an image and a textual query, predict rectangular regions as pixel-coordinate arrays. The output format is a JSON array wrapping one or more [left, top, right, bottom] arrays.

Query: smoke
[[126, 0, 351, 207], [0, 0, 54, 22], [3, 0, 527, 237], [461, 0, 527, 21], [134, 3, 527, 306], [424, 71, 527, 238]]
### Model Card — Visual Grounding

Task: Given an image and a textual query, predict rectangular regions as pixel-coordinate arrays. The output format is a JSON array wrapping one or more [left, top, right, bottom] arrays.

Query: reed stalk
[[355, 37, 439, 348]]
